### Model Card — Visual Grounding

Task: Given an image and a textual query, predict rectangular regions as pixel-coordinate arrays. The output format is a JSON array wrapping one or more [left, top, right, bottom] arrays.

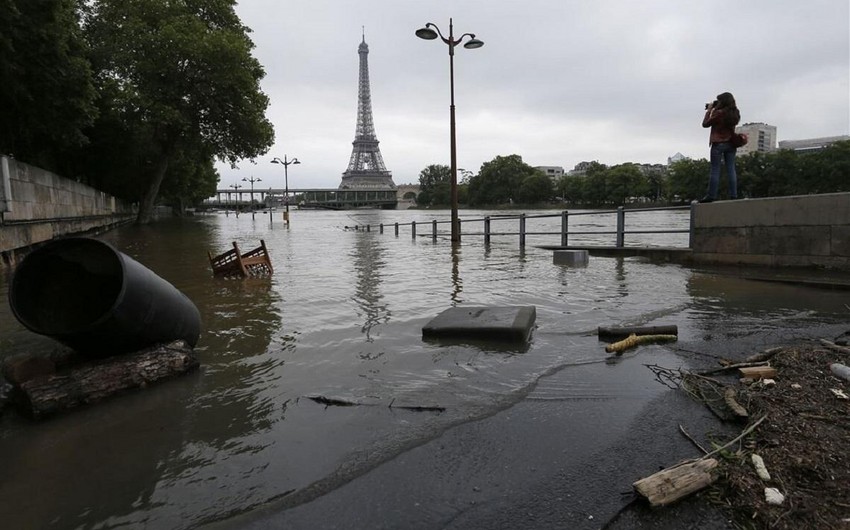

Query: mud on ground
[[711, 340, 850, 530]]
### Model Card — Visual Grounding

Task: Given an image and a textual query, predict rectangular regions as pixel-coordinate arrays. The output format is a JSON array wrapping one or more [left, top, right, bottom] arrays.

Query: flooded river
[[0, 208, 847, 529]]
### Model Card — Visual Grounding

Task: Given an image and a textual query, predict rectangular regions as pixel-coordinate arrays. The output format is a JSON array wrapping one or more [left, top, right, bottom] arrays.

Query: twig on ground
[[679, 424, 709, 454], [700, 415, 767, 460], [819, 339, 850, 354]]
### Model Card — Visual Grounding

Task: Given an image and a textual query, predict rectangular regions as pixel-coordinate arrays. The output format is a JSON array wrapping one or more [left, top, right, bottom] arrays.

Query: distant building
[[667, 152, 687, 165], [568, 161, 597, 177], [637, 163, 666, 175], [778, 135, 850, 153], [534, 165, 564, 184], [736, 122, 777, 155]]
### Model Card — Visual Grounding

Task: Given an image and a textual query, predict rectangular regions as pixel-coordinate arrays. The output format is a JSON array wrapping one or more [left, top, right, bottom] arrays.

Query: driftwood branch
[[700, 415, 767, 460], [699, 361, 770, 376], [679, 424, 709, 454], [819, 339, 850, 354], [598, 325, 678, 340], [18, 343, 198, 418], [605, 334, 677, 354]]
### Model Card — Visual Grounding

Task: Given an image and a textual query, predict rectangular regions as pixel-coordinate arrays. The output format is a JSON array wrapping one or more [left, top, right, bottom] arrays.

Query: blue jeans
[[707, 142, 737, 200]]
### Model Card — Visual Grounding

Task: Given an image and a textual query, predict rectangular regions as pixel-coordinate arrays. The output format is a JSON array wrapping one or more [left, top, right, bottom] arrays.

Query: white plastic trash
[[830, 363, 850, 382]]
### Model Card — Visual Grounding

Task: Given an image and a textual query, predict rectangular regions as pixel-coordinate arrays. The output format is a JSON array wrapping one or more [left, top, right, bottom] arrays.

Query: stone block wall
[[691, 193, 850, 269], [1, 156, 136, 262]]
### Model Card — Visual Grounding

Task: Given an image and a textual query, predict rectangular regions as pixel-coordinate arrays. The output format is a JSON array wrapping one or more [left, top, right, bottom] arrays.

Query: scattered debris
[[764, 487, 785, 505], [829, 388, 848, 400], [11, 341, 198, 418], [830, 362, 850, 382], [605, 333, 677, 354], [633, 416, 767, 507], [633, 458, 719, 508], [306, 395, 359, 407], [597, 324, 678, 341], [711, 341, 850, 529], [819, 339, 850, 354], [723, 387, 749, 419], [738, 365, 778, 380], [209, 240, 273, 278], [751, 454, 771, 481]]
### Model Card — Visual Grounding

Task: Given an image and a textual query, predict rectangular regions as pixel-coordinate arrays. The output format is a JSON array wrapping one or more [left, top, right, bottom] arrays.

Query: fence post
[[379, 223, 384, 234], [484, 216, 491, 245], [366, 224, 371, 232], [616, 206, 625, 247], [411, 221, 416, 239], [432, 219, 438, 241], [519, 213, 526, 248], [561, 210, 569, 247], [689, 202, 696, 248], [394, 222, 399, 236]]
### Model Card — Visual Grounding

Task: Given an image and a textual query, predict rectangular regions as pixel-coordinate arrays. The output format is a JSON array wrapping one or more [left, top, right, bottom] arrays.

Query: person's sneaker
[[699, 196, 714, 203]]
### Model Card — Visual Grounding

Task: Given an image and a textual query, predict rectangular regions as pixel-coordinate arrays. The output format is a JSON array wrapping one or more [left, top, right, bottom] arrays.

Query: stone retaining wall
[[691, 193, 850, 270], [1, 156, 136, 265]]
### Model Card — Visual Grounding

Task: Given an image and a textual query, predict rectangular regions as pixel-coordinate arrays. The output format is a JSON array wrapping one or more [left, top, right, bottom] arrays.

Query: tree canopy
[[0, 0, 97, 170], [80, 0, 275, 222], [467, 154, 548, 206]]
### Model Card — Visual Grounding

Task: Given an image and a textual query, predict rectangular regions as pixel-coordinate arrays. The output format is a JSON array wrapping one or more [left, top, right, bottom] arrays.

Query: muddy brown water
[[0, 209, 846, 529]]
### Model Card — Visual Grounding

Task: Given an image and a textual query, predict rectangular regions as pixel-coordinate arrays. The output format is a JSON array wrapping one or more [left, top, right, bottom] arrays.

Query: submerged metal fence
[[358, 205, 696, 249]]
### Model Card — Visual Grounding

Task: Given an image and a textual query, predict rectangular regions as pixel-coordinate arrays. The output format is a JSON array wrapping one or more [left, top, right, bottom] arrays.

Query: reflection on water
[[350, 232, 389, 342], [0, 209, 847, 528]]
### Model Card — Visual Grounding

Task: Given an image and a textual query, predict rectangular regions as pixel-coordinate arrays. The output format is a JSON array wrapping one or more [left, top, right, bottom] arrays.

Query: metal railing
[[355, 204, 696, 249]]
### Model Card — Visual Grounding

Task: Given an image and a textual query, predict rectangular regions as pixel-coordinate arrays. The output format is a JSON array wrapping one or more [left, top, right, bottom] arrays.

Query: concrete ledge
[[553, 250, 588, 266], [422, 306, 536, 344]]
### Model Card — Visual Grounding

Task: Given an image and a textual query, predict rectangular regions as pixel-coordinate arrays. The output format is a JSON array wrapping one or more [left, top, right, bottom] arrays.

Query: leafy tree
[[667, 158, 709, 202], [517, 172, 554, 204], [467, 154, 538, 206], [606, 163, 644, 205], [0, 0, 97, 170], [82, 0, 274, 223], [417, 164, 451, 206]]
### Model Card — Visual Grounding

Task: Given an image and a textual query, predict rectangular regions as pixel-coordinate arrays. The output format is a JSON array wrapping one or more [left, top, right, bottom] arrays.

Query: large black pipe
[[9, 237, 201, 356]]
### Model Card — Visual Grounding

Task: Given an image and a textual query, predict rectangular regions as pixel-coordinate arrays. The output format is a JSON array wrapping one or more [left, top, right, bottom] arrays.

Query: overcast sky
[[217, 0, 850, 190]]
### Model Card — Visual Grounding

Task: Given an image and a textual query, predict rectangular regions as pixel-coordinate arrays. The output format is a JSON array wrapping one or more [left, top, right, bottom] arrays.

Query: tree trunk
[[136, 152, 170, 224], [18, 343, 198, 418]]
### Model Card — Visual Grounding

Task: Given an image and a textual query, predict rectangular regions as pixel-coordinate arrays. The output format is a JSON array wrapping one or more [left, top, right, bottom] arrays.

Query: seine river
[[0, 208, 847, 529]]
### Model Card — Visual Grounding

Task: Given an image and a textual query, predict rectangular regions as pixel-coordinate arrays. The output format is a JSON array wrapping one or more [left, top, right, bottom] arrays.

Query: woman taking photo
[[700, 92, 741, 202]]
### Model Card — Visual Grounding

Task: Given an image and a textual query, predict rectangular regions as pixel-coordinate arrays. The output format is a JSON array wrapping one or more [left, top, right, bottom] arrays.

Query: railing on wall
[[353, 204, 696, 249]]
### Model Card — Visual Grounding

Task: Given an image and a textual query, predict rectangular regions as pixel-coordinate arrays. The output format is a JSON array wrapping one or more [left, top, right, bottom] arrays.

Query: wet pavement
[[207, 314, 850, 530]]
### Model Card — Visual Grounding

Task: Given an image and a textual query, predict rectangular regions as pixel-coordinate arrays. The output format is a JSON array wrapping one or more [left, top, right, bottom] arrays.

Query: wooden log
[[738, 366, 777, 379], [598, 325, 678, 340], [633, 458, 719, 507], [18, 342, 198, 418], [723, 387, 749, 419], [605, 333, 678, 354]]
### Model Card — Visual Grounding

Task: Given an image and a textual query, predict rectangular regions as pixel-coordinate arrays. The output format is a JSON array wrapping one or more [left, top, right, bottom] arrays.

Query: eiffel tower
[[339, 33, 396, 190]]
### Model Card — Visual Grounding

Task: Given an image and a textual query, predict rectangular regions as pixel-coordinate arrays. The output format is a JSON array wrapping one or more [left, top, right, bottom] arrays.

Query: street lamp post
[[229, 183, 242, 217], [271, 155, 300, 226], [416, 19, 483, 243], [242, 176, 262, 219]]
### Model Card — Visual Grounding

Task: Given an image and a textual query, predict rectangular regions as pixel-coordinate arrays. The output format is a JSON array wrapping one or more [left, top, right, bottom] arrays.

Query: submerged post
[[412, 221, 417, 239], [395, 222, 399, 236], [484, 216, 491, 245], [519, 213, 526, 248], [561, 210, 569, 247], [432, 220, 438, 241], [616, 206, 625, 247], [689, 202, 696, 248]]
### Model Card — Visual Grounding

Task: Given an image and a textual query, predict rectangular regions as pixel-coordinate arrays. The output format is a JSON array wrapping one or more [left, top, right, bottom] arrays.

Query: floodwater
[[0, 208, 847, 529]]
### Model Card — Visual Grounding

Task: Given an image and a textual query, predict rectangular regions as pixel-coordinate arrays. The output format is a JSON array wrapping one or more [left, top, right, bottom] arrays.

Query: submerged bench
[[209, 240, 273, 278]]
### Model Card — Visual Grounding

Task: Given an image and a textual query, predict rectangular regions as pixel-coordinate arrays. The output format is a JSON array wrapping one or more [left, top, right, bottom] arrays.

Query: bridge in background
[[207, 185, 419, 210]]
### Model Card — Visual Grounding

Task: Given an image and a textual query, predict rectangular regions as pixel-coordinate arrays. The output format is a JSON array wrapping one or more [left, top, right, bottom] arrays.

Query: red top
[[702, 108, 734, 144]]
